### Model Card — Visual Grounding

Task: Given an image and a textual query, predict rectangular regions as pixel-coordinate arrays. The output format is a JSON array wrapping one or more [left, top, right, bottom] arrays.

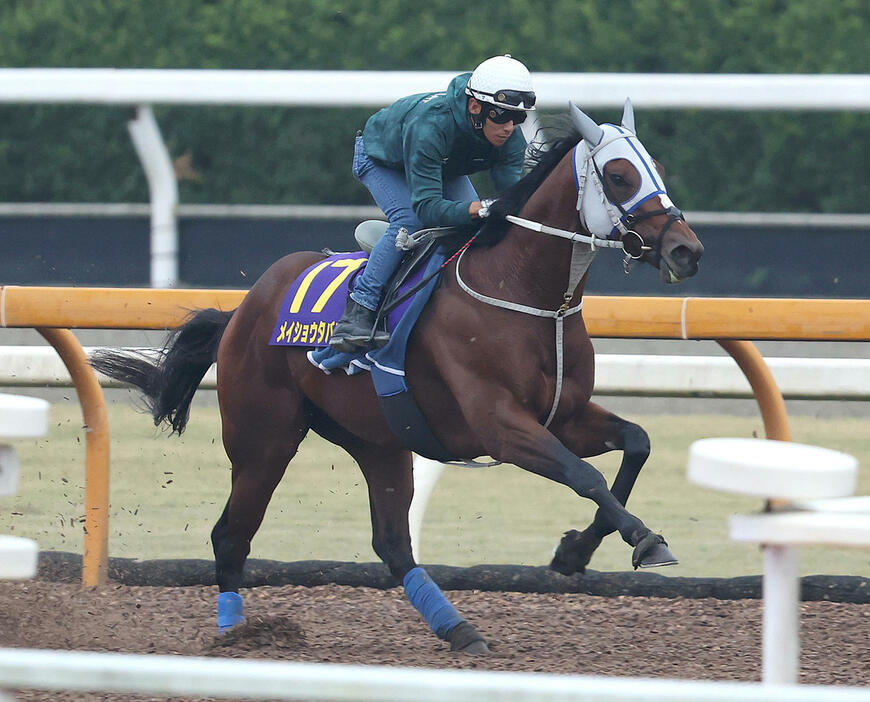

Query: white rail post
[[761, 544, 799, 683], [0, 393, 49, 580], [688, 437, 861, 685], [408, 456, 446, 562], [127, 104, 179, 289]]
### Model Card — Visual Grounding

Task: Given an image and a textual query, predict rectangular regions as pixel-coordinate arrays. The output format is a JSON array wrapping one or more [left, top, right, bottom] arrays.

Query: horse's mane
[[474, 124, 581, 247]]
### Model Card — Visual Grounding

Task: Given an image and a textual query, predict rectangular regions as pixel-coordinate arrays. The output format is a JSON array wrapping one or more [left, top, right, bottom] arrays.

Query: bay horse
[[91, 101, 703, 654]]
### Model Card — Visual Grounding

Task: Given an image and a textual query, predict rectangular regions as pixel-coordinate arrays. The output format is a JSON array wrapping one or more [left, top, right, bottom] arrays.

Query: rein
[[454, 131, 670, 428], [502, 214, 623, 249], [454, 246, 584, 429]]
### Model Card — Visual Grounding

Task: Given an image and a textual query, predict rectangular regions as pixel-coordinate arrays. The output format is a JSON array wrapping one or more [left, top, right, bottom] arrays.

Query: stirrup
[[370, 327, 390, 348], [329, 299, 373, 351], [329, 298, 389, 352]]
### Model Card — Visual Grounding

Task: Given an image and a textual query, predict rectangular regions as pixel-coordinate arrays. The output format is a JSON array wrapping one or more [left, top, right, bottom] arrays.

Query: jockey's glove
[[477, 198, 497, 218]]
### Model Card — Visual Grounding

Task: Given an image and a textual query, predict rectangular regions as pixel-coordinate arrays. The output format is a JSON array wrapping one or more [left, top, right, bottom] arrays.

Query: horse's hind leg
[[210, 385, 309, 632], [550, 403, 675, 575], [345, 441, 488, 654]]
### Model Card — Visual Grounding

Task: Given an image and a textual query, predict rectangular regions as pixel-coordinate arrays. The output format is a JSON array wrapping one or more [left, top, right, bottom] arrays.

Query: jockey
[[329, 54, 536, 352]]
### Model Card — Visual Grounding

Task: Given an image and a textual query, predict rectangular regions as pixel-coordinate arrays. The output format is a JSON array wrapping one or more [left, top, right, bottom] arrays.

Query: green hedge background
[[1, 0, 868, 211]]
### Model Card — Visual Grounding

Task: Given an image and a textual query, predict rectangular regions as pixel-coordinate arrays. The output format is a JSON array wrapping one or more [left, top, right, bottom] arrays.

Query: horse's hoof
[[638, 543, 679, 568], [549, 529, 595, 576], [447, 621, 489, 655], [457, 639, 491, 655], [549, 554, 582, 577], [631, 533, 678, 569]]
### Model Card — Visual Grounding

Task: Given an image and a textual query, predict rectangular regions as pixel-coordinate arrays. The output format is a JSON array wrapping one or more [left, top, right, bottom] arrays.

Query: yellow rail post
[[37, 328, 111, 587], [716, 339, 792, 442]]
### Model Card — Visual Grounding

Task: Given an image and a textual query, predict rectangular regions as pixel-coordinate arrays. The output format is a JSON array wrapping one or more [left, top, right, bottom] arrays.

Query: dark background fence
[[1, 214, 864, 298]]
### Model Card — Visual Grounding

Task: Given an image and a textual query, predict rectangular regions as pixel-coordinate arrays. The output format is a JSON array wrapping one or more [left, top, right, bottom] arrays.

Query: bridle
[[455, 124, 685, 428], [503, 128, 685, 275], [589, 150, 685, 274]]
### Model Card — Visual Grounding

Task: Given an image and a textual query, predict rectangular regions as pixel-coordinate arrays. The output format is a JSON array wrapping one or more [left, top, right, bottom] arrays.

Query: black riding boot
[[329, 297, 390, 352]]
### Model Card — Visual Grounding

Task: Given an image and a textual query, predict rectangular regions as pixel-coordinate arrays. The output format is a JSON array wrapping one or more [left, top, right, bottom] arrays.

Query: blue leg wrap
[[403, 567, 464, 639], [217, 591, 245, 633]]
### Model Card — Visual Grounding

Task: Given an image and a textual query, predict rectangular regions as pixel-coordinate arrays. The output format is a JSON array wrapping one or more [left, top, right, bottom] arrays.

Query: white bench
[[688, 437, 863, 685], [0, 392, 49, 580]]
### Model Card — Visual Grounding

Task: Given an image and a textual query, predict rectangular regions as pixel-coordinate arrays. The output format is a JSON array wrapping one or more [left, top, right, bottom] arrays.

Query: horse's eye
[[610, 174, 628, 186]]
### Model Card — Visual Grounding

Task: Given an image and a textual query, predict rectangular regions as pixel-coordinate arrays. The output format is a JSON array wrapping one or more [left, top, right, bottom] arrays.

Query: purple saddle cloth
[[268, 249, 443, 376]]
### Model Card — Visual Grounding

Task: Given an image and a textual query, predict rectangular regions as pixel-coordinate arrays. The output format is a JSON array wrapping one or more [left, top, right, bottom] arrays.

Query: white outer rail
[[1, 648, 868, 702], [2, 69, 869, 110], [2, 348, 868, 401]]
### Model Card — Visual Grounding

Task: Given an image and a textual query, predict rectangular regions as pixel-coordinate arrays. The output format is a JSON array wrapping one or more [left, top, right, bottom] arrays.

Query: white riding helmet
[[465, 55, 536, 111]]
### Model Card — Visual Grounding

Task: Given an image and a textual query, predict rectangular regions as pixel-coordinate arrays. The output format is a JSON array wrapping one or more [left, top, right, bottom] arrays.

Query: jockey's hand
[[470, 198, 496, 219]]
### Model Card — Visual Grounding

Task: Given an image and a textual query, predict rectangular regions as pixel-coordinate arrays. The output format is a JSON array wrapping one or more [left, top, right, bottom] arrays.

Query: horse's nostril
[[670, 245, 698, 267]]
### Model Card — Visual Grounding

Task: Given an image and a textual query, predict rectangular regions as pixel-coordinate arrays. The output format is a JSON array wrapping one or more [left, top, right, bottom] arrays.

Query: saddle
[[353, 220, 467, 331]]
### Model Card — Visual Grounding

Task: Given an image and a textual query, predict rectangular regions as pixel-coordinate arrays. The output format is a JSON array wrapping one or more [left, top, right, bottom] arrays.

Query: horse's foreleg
[[488, 414, 668, 571], [351, 444, 488, 654], [551, 405, 655, 575]]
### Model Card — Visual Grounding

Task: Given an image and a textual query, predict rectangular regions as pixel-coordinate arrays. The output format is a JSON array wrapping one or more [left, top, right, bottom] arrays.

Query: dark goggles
[[489, 89, 536, 109], [487, 106, 527, 125]]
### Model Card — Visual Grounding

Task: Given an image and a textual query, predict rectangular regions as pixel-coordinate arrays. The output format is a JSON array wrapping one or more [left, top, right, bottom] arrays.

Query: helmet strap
[[468, 98, 485, 130]]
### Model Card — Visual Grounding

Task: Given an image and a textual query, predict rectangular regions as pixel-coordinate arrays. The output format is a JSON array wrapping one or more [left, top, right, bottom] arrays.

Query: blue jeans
[[349, 135, 478, 311]]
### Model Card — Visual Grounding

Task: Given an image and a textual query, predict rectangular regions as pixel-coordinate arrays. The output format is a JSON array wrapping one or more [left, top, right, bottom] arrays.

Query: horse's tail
[[89, 308, 234, 434]]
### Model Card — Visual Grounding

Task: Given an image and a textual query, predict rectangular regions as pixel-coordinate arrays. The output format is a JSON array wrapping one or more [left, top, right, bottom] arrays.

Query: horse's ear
[[569, 101, 604, 146], [653, 158, 666, 179], [621, 98, 636, 133]]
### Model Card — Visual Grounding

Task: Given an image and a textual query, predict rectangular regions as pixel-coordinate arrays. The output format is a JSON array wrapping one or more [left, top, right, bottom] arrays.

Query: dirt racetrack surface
[[2, 577, 869, 701]]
